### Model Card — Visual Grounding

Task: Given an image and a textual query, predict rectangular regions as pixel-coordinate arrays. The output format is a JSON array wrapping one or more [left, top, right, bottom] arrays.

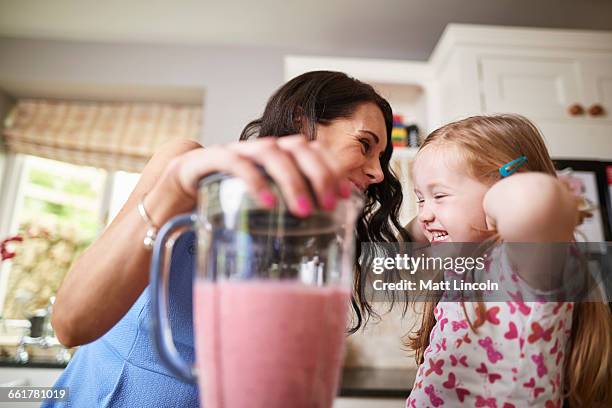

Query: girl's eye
[[359, 139, 371, 154], [416, 198, 425, 205], [434, 194, 447, 200]]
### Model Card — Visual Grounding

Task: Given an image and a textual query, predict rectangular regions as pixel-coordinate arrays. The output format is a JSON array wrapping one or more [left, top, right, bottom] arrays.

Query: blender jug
[[150, 173, 363, 408]]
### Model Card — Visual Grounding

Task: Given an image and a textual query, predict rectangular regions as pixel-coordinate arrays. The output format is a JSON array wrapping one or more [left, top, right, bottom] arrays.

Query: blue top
[[42, 232, 199, 407]]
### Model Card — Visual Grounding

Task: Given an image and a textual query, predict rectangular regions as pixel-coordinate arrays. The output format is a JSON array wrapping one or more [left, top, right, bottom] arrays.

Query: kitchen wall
[[0, 37, 287, 145], [0, 90, 15, 188]]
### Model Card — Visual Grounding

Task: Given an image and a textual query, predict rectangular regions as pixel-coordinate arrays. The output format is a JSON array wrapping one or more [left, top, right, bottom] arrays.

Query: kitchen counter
[[339, 368, 414, 398], [0, 359, 414, 400], [0, 359, 67, 369]]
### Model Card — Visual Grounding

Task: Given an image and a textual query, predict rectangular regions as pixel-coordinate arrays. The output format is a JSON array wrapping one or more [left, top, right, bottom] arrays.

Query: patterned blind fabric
[[2, 99, 202, 172]]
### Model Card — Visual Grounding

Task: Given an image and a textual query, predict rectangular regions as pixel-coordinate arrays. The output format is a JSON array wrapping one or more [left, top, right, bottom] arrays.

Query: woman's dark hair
[[240, 70, 411, 332]]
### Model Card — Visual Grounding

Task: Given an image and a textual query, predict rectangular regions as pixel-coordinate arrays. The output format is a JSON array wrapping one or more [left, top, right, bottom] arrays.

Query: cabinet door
[[581, 58, 612, 124], [480, 56, 583, 120], [537, 120, 612, 160]]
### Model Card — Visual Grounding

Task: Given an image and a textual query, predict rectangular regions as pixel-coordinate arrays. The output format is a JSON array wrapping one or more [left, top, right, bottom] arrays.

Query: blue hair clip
[[499, 156, 527, 177]]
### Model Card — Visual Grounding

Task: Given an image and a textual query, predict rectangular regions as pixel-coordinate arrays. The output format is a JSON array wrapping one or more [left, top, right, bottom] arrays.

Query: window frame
[[0, 153, 128, 316]]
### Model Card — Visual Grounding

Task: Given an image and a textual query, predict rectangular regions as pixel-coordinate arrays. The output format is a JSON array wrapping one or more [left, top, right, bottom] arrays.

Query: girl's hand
[[483, 173, 581, 292], [483, 173, 579, 242], [157, 135, 352, 218]]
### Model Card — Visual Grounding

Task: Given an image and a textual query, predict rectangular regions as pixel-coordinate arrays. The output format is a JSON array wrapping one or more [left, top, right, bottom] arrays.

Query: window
[[0, 154, 139, 319]]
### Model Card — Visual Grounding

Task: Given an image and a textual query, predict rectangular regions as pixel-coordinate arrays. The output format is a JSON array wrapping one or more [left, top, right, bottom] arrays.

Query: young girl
[[405, 114, 612, 407]]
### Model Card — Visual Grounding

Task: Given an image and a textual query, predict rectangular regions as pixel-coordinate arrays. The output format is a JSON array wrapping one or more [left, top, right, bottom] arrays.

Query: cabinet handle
[[587, 104, 605, 117], [567, 103, 585, 116]]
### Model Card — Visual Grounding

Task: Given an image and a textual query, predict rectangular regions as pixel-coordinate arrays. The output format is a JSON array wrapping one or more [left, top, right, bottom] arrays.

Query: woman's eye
[[359, 139, 371, 154]]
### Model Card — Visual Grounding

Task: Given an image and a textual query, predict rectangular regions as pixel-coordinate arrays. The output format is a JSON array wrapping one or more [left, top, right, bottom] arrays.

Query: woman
[[45, 71, 411, 407]]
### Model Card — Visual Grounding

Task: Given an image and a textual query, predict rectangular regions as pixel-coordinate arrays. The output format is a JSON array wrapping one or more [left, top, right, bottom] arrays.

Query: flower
[[2, 221, 89, 318], [1, 236, 23, 262]]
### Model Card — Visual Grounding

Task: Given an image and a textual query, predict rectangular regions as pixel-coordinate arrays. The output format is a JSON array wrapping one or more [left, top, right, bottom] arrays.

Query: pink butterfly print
[[503, 403, 516, 408], [424, 384, 444, 407], [528, 322, 554, 343], [478, 336, 503, 364], [450, 354, 468, 367], [531, 352, 548, 378], [455, 333, 472, 348], [407, 398, 417, 408], [442, 372, 471, 402], [452, 319, 468, 332], [552, 303, 563, 315], [435, 338, 447, 353], [545, 399, 561, 408], [504, 322, 518, 339], [425, 358, 444, 377], [434, 306, 440, 318], [508, 291, 532, 315], [475, 395, 497, 408], [475, 363, 502, 384], [475, 306, 501, 326], [523, 377, 545, 398], [439, 317, 449, 331], [549, 339, 559, 354], [511, 272, 519, 282]]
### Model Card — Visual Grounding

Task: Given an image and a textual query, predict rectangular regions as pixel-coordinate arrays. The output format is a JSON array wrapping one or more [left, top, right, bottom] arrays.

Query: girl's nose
[[417, 202, 435, 224]]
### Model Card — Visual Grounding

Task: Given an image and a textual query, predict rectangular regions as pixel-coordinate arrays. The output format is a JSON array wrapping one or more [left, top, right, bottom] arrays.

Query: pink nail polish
[[296, 196, 312, 217], [259, 190, 277, 208], [322, 191, 337, 210]]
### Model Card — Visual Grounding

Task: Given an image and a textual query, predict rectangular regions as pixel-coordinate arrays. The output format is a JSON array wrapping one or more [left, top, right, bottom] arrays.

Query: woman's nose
[[365, 159, 384, 185]]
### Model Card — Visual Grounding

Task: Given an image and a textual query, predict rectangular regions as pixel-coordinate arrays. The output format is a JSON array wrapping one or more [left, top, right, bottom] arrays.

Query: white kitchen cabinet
[[480, 54, 612, 124], [581, 57, 612, 123], [433, 26, 612, 160], [286, 24, 612, 167], [479, 55, 583, 120]]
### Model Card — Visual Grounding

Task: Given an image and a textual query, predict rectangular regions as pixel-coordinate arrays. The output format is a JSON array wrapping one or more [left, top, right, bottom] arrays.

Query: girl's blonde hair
[[405, 114, 612, 407]]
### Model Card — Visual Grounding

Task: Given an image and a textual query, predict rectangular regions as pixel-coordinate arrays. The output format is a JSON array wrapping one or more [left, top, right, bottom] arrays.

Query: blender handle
[[150, 212, 198, 384]]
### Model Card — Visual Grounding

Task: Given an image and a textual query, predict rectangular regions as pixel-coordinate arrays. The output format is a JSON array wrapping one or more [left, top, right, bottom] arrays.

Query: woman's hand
[[53, 135, 353, 347], [151, 135, 352, 221]]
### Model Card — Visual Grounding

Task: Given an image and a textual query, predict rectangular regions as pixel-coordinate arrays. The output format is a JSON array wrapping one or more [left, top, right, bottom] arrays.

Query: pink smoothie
[[194, 280, 350, 408]]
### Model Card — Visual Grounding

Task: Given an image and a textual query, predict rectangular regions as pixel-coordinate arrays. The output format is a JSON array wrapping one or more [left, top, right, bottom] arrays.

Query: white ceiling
[[1, 0, 612, 60]]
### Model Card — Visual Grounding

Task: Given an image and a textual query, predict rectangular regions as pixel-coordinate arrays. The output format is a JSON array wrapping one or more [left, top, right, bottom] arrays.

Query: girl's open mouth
[[430, 230, 449, 243]]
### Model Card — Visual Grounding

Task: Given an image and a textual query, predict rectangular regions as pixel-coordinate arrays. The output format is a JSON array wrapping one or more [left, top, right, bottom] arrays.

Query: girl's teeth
[[432, 231, 448, 241]]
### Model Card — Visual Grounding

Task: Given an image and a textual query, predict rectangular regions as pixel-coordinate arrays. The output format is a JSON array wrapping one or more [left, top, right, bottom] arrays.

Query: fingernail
[[296, 195, 312, 217], [339, 181, 352, 198], [322, 191, 337, 210], [259, 190, 277, 208]]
